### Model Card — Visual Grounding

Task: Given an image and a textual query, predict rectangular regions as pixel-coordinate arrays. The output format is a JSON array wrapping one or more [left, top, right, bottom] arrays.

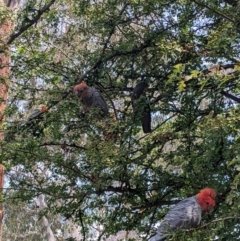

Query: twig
[[192, 0, 235, 23], [191, 216, 240, 230]]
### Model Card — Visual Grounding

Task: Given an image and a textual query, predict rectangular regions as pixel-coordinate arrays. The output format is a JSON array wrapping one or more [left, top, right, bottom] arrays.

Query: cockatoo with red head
[[73, 81, 109, 117], [149, 188, 217, 241]]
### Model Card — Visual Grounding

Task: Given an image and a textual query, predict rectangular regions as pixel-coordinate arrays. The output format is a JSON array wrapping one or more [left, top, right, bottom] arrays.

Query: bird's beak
[[207, 206, 214, 214], [74, 90, 81, 100]]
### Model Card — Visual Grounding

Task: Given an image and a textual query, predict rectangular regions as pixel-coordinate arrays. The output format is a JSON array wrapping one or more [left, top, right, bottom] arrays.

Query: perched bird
[[149, 188, 217, 241], [26, 105, 48, 121], [24, 105, 48, 137], [132, 82, 151, 133], [73, 81, 109, 117], [4, 105, 48, 141]]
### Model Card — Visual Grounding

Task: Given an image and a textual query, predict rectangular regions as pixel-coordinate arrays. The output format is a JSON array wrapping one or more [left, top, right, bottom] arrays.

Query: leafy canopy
[[2, 0, 240, 240]]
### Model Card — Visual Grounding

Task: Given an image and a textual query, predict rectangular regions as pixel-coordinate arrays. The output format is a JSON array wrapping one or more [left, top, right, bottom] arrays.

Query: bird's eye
[[206, 202, 209, 206]]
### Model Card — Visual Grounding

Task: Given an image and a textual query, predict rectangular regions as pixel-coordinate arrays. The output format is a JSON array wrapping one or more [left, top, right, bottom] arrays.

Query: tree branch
[[193, 216, 240, 230], [192, 0, 235, 23], [7, 0, 56, 44], [221, 90, 240, 103], [222, 0, 238, 6], [39, 142, 86, 150]]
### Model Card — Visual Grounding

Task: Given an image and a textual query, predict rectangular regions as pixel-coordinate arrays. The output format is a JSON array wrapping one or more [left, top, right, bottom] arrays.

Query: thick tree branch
[[221, 90, 240, 103], [7, 0, 56, 44]]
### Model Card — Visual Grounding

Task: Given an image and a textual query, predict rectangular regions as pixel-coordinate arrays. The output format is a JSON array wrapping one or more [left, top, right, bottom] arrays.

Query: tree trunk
[[0, 4, 10, 240], [63, 219, 82, 241], [38, 195, 56, 241], [0, 1, 18, 240]]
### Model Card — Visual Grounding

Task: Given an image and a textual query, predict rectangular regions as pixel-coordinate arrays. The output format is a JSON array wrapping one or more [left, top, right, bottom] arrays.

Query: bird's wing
[[132, 82, 148, 99], [27, 108, 42, 121], [92, 87, 109, 115], [154, 196, 202, 240], [132, 82, 151, 132]]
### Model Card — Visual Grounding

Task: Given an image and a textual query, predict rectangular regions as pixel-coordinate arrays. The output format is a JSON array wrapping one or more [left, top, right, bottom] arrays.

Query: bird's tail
[[149, 233, 167, 241], [142, 111, 151, 133]]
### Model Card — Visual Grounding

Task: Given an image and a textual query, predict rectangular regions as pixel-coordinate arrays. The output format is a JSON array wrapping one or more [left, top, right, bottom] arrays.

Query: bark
[[0, 166, 3, 241], [38, 195, 56, 241], [0, 2, 22, 240], [0, 1, 15, 240]]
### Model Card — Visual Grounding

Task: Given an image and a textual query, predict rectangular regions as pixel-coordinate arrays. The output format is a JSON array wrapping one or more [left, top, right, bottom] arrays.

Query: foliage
[[1, 0, 240, 240]]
